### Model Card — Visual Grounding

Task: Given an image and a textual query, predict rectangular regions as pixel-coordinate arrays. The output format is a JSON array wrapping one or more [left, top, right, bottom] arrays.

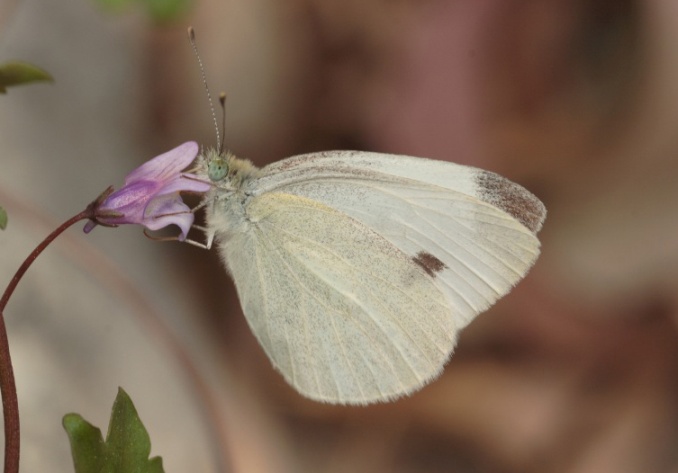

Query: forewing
[[250, 151, 546, 328], [220, 192, 456, 404]]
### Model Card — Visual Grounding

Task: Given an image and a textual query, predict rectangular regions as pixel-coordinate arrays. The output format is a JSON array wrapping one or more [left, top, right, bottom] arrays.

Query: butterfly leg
[[190, 199, 209, 213], [182, 238, 211, 249], [142, 228, 211, 249]]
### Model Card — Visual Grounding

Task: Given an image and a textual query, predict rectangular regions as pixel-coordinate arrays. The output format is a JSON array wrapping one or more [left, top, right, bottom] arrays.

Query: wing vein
[[256, 222, 404, 396], [267, 219, 448, 365]]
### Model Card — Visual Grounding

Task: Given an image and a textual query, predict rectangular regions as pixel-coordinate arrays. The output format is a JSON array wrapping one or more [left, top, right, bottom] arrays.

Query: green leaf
[[62, 415, 105, 473], [0, 61, 53, 94], [104, 388, 164, 473], [0, 206, 6, 230], [63, 388, 164, 473]]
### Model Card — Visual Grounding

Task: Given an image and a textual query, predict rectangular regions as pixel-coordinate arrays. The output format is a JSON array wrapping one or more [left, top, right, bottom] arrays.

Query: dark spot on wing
[[413, 251, 447, 277], [475, 171, 546, 233]]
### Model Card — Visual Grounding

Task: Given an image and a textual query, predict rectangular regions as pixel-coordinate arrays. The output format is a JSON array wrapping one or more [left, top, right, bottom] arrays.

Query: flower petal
[[142, 193, 195, 240], [94, 180, 159, 226], [100, 180, 157, 211], [124, 142, 199, 185], [85, 142, 208, 239], [155, 173, 212, 197]]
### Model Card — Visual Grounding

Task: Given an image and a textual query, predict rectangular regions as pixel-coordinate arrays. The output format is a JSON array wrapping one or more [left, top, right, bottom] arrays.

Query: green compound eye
[[208, 156, 229, 181]]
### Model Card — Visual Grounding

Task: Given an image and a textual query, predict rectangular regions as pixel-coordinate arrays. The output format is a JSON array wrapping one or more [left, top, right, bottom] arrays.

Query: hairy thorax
[[199, 149, 261, 243]]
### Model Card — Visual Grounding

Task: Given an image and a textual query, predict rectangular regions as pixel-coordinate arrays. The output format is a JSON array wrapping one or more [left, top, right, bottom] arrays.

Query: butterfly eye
[[208, 156, 229, 181]]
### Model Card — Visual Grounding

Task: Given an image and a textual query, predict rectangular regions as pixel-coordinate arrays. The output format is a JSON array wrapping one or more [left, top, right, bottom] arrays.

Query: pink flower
[[84, 142, 211, 240]]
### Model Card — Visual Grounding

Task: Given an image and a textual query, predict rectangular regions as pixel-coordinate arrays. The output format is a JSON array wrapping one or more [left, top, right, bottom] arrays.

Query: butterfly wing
[[248, 151, 546, 329], [220, 192, 456, 404]]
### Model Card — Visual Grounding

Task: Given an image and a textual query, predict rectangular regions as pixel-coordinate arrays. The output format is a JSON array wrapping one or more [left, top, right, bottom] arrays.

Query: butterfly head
[[200, 148, 259, 190], [207, 151, 229, 182]]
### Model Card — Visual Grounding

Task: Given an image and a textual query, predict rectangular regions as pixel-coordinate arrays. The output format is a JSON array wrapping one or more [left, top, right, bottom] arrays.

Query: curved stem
[[0, 210, 89, 473]]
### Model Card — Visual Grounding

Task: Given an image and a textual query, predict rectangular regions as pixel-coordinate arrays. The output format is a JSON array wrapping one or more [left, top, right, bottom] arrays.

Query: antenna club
[[188, 26, 196, 41]]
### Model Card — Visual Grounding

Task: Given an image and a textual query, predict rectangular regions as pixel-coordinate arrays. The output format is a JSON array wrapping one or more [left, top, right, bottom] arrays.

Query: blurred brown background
[[1, 0, 677, 472]]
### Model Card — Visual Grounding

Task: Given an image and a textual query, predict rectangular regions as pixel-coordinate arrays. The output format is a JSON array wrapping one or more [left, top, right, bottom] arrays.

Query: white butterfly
[[197, 148, 545, 404]]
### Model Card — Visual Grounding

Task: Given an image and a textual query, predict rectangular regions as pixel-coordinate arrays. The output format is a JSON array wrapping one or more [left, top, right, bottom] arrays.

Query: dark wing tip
[[475, 171, 546, 234]]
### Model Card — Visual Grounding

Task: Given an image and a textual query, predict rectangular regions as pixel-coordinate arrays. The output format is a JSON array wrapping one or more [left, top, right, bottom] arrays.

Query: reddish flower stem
[[0, 209, 90, 473]]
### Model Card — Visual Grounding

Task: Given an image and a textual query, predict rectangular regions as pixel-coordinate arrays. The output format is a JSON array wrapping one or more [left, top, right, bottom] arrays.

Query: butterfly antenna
[[218, 92, 227, 154], [187, 26, 221, 152]]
